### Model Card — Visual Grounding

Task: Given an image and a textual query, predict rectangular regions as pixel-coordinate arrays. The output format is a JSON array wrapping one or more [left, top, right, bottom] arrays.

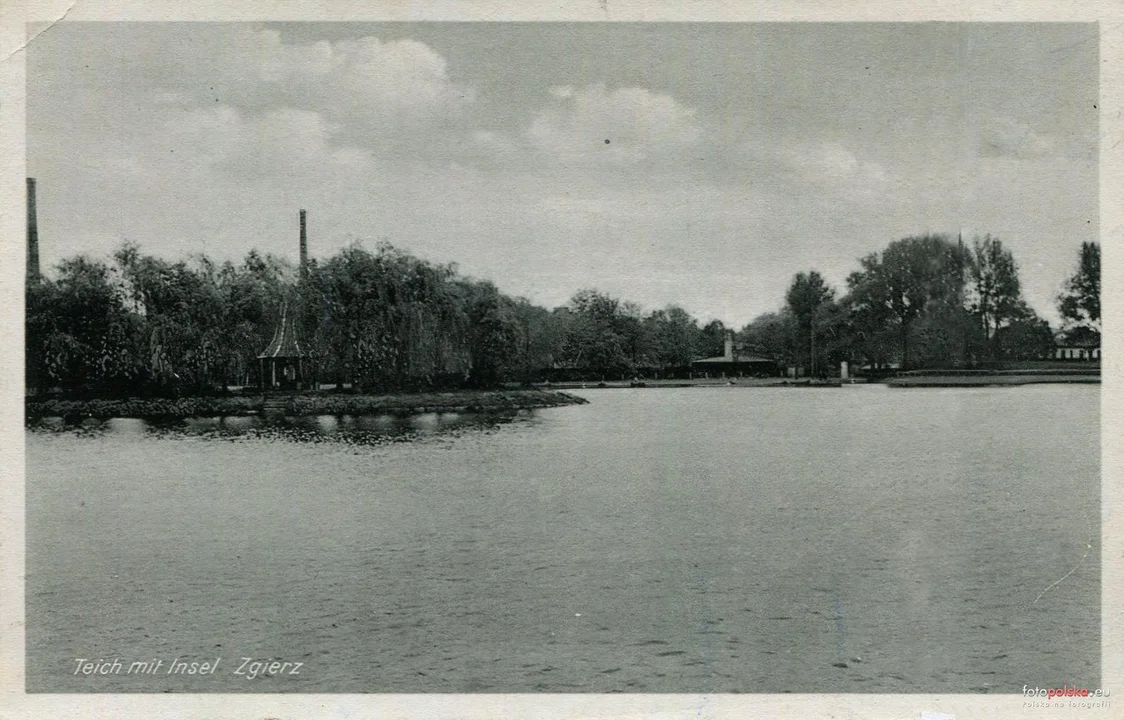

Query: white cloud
[[160, 104, 370, 176], [249, 30, 474, 120], [978, 117, 1059, 159], [162, 105, 247, 168], [527, 84, 701, 166], [257, 31, 337, 83], [462, 130, 526, 171], [778, 140, 891, 187], [256, 107, 339, 157], [146, 28, 475, 151], [329, 37, 474, 114]]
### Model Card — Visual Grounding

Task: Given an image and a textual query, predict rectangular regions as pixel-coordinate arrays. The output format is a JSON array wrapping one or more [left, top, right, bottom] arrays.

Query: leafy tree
[[645, 305, 699, 370], [461, 281, 520, 386], [846, 234, 971, 369], [1058, 241, 1100, 341], [829, 291, 891, 370], [509, 298, 561, 383], [809, 299, 854, 374], [561, 289, 632, 378], [911, 298, 977, 368], [697, 319, 727, 360], [785, 270, 835, 374], [740, 310, 794, 363], [969, 235, 1023, 359], [997, 303, 1055, 361]]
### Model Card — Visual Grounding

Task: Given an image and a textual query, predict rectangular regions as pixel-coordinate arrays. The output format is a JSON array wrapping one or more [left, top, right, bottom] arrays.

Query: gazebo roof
[[257, 300, 308, 359]]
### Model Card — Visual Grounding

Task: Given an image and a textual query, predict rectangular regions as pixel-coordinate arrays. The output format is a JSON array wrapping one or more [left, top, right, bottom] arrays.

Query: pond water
[[25, 385, 1099, 693]]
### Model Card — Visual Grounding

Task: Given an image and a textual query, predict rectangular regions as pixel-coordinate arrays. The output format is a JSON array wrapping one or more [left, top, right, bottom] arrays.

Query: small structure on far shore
[[1052, 328, 1100, 362], [1053, 342, 1100, 361], [692, 331, 777, 377], [258, 300, 312, 391], [258, 209, 314, 391]]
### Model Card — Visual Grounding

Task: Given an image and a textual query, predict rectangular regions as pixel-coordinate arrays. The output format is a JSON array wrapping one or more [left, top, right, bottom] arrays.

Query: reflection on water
[[29, 410, 532, 446]]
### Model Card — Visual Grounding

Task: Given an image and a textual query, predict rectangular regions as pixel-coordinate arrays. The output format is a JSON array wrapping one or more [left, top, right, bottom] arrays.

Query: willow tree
[[114, 244, 229, 393], [27, 257, 142, 394]]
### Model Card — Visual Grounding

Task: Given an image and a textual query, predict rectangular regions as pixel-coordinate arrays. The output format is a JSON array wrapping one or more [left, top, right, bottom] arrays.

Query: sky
[[27, 22, 1098, 327]]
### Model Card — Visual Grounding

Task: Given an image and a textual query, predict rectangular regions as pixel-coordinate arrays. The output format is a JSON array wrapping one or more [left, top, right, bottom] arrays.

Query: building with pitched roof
[[691, 331, 778, 377]]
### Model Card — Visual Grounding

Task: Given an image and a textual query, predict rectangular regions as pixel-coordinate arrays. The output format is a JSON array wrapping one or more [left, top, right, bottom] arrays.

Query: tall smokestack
[[299, 209, 307, 278], [27, 178, 40, 282]]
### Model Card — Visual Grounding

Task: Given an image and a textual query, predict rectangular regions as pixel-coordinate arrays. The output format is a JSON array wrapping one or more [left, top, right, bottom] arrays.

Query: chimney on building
[[299, 209, 308, 278], [724, 330, 734, 361], [27, 178, 40, 282]]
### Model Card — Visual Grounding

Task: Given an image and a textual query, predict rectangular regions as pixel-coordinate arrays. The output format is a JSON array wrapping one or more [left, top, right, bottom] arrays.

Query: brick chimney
[[724, 330, 734, 361], [27, 178, 40, 282], [299, 209, 307, 278]]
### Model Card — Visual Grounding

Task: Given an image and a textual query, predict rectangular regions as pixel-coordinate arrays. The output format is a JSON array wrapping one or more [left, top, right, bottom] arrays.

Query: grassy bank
[[26, 389, 588, 421]]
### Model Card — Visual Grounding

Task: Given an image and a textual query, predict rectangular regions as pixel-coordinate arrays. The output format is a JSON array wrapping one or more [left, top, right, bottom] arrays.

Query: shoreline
[[542, 373, 1100, 390], [24, 372, 1099, 421], [886, 374, 1099, 387], [25, 389, 589, 421]]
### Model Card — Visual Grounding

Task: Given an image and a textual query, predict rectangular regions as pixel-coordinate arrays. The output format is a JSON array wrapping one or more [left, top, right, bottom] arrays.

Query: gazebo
[[258, 300, 312, 391]]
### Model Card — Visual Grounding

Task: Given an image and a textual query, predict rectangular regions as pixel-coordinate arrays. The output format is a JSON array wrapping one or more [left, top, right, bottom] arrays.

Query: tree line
[[25, 241, 729, 395], [26, 234, 1099, 396], [742, 235, 1100, 375]]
